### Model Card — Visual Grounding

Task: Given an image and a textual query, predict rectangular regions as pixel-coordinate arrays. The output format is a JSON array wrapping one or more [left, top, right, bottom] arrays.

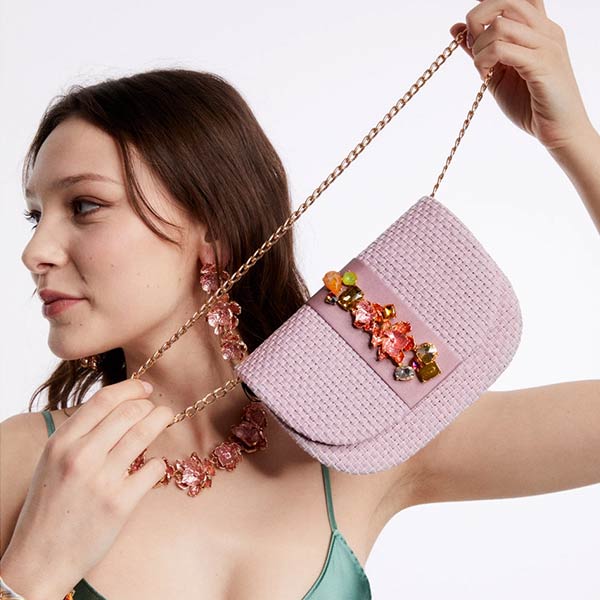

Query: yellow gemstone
[[416, 360, 441, 382], [342, 271, 357, 286], [337, 285, 364, 311], [382, 304, 396, 321], [323, 271, 343, 295]]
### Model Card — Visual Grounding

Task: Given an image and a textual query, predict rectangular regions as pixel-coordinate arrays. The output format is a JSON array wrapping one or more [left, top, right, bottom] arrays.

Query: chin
[[47, 335, 106, 363], [48, 347, 92, 362]]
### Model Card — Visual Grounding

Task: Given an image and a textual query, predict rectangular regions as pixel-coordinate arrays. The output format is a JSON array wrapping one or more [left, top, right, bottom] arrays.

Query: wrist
[[544, 118, 600, 232], [546, 119, 600, 164], [0, 554, 74, 600]]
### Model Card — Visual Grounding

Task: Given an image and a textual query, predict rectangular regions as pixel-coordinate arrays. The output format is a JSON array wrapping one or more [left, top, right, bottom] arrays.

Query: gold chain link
[[129, 27, 496, 428], [431, 63, 495, 196]]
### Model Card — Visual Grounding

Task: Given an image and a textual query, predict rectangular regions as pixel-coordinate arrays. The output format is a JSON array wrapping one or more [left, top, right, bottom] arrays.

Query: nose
[[21, 218, 69, 277]]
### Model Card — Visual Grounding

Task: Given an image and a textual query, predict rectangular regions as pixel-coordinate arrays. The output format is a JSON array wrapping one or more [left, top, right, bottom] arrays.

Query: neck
[[122, 303, 253, 459]]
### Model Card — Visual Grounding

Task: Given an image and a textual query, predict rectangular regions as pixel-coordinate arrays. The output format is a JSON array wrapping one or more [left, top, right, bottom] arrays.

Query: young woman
[[1, 1, 598, 598]]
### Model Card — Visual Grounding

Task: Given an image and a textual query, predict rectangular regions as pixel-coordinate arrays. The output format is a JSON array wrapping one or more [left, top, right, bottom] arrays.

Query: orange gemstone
[[323, 271, 343, 295]]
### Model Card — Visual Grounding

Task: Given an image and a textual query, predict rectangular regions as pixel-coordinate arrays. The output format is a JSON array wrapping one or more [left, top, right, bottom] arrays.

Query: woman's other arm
[[412, 380, 600, 506]]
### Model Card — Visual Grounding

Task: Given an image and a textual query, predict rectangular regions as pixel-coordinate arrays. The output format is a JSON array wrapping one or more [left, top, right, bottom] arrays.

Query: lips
[[42, 297, 84, 318], [39, 289, 84, 304]]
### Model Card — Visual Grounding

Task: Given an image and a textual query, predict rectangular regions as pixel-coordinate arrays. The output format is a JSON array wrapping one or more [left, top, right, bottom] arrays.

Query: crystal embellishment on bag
[[322, 270, 441, 382]]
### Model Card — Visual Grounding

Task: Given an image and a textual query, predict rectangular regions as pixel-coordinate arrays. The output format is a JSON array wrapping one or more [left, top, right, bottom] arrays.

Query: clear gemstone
[[394, 365, 416, 381]]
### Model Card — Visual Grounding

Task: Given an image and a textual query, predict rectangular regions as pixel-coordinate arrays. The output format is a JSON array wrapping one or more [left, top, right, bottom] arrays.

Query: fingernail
[[141, 380, 153, 393], [466, 30, 474, 49]]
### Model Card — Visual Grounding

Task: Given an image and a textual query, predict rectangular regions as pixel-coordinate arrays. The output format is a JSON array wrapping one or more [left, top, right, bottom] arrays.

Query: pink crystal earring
[[200, 262, 248, 363]]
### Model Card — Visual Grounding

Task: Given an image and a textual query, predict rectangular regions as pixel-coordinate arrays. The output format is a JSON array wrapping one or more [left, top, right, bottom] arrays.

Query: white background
[[1, 1, 599, 598]]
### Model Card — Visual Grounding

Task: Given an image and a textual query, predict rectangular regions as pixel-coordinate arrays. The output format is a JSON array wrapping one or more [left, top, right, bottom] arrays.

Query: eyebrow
[[25, 173, 123, 200]]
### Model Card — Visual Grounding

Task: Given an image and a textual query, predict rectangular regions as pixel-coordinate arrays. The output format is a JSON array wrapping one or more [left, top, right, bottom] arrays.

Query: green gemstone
[[342, 270, 357, 286]]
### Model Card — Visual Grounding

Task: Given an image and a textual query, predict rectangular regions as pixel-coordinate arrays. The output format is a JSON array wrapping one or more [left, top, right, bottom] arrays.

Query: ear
[[194, 221, 230, 269]]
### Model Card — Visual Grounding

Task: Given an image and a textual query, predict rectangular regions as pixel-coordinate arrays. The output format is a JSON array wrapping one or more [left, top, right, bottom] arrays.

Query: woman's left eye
[[23, 198, 102, 229], [72, 198, 102, 217]]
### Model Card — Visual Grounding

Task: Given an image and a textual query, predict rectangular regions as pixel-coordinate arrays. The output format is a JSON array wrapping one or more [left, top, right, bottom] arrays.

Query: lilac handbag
[[212, 29, 522, 474]]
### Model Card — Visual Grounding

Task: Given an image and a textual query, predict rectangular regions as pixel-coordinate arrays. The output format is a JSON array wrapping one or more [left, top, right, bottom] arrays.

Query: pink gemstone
[[227, 300, 241, 315], [369, 321, 416, 366], [173, 452, 216, 496], [381, 326, 415, 365], [352, 299, 376, 331], [212, 441, 243, 471], [128, 448, 147, 474], [376, 344, 390, 362], [206, 298, 240, 335], [199, 263, 220, 293], [393, 320, 412, 334], [369, 321, 390, 349], [352, 300, 387, 333], [220, 331, 248, 361], [242, 402, 267, 428], [153, 458, 175, 488], [231, 421, 268, 453]]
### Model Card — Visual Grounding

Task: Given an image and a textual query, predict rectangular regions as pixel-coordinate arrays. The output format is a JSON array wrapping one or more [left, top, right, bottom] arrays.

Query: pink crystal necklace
[[126, 263, 269, 498]]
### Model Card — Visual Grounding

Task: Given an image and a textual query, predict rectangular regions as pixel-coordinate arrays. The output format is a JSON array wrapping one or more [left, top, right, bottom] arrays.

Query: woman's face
[[21, 116, 212, 362]]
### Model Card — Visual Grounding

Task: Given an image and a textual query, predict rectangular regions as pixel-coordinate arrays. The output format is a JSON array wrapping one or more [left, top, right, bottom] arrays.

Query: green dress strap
[[42, 410, 56, 436], [303, 464, 372, 599], [321, 463, 338, 531]]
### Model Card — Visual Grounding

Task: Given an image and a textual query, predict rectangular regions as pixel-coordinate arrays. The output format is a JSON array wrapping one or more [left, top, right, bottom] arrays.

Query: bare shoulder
[[0, 405, 81, 449], [0, 411, 47, 556], [0, 410, 53, 471], [0, 407, 81, 557]]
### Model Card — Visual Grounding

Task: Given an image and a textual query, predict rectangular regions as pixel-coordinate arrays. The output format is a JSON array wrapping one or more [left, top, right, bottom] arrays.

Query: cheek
[[78, 225, 190, 330]]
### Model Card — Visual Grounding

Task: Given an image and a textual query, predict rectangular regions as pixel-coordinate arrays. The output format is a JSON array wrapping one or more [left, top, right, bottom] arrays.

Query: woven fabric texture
[[234, 195, 522, 474]]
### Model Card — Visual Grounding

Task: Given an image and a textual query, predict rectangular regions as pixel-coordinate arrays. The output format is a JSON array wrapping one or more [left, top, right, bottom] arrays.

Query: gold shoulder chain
[[129, 27, 496, 428]]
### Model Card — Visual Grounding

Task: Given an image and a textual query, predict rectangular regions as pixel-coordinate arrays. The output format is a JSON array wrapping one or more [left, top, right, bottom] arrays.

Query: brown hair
[[23, 68, 310, 413]]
